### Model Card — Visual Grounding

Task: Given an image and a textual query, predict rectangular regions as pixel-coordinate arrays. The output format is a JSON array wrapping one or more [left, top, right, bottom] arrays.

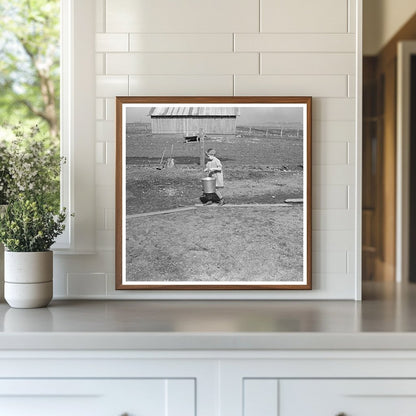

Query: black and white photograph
[[116, 97, 311, 290]]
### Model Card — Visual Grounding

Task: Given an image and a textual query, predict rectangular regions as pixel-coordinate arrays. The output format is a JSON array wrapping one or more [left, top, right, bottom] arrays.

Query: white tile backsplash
[[235, 34, 356, 53], [261, 53, 355, 75], [96, 53, 105, 75], [313, 142, 349, 165], [106, 53, 259, 75], [67, 273, 107, 296], [313, 185, 349, 210], [313, 165, 355, 185], [105, 98, 116, 121], [312, 210, 355, 231], [106, 0, 259, 33], [128, 75, 233, 96], [58, 0, 361, 299], [312, 251, 348, 274], [96, 75, 128, 97], [96, 98, 105, 120], [130, 34, 234, 52], [312, 98, 355, 121], [348, 75, 356, 98], [96, 34, 129, 52], [313, 121, 355, 142], [261, 0, 348, 33], [235, 75, 348, 97]]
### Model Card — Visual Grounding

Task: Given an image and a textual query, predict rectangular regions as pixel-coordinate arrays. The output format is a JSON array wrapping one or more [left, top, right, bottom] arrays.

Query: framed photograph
[[116, 96, 311, 290]]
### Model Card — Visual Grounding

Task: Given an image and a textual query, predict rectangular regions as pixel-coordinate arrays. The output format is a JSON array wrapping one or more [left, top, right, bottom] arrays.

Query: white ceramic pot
[[0, 205, 7, 302], [4, 251, 53, 308]]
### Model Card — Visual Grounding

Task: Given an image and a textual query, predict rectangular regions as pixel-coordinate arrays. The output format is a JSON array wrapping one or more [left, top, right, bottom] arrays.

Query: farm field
[[126, 123, 303, 215], [124, 122, 304, 282]]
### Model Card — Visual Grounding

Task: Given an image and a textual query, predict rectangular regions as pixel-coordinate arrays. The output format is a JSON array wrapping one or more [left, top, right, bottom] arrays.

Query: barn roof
[[148, 107, 240, 117]]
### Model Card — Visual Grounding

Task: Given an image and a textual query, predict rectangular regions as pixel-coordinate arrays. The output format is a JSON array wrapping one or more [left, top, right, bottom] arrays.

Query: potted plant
[[0, 197, 66, 308], [0, 124, 65, 308]]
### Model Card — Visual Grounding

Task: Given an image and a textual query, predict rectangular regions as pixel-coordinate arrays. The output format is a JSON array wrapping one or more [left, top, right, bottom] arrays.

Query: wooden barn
[[148, 107, 240, 135]]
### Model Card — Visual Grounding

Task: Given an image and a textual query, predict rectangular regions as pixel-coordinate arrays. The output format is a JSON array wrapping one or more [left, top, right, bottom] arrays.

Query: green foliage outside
[[0, 0, 61, 212], [0, 0, 60, 139]]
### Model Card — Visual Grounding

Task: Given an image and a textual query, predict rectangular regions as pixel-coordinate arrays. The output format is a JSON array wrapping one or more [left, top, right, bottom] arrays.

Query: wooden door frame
[[396, 41, 416, 282]]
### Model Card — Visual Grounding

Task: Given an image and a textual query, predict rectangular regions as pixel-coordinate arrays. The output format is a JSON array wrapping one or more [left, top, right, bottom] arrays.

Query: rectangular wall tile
[[96, 53, 105, 75], [313, 231, 355, 251], [96, 98, 105, 120], [244, 379, 278, 416], [236, 75, 347, 97], [96, 142, 106, 164], [106, 98, 116, 121], [96, 75, 128, 97], [313, 142, 348, 165], [104, 208, 115, 230], [235, 34, 356, 52], [262, 53, 355, 75], [347, 250, 355, 274], [312, 210, 354, 230], [96, 164, 115, 186], [262, 0, 348, 33], [107, 53, 259, 75], [312, 98, 355, 121], [96, 121, 116, 143], [96, 186, 115, 210], [349, 0, 357, 33], [106, 0, 259, 33], [348, 75, 356, 97], [96, 207, 105, 230], [312, 251, 348, 274], [106, 142, 116, 165], [52, 271, 68, 297], [130, 34, 233, 52], [67, 273, 107, 296], [96, 230, 116, 251], [313, 185, 348, 209], [313, 121, 355, 142], [129, 75, 233, 96], [96, 34, 129, 52], [96, 0, 105, 32], [313, 165, 355, 185]]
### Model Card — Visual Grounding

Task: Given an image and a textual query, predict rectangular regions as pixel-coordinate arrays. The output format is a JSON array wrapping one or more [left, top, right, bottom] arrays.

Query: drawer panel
[[281, 380, 416, 416], [0, 379, 195, 416]]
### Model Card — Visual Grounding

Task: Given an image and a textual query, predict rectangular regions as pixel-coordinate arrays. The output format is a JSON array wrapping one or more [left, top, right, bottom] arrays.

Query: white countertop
[[1, 282, 416, 350]]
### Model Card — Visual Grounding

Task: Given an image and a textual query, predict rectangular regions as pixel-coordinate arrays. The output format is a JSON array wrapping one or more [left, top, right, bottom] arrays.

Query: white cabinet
[[280, 380, 416, 416], [1, 350, 416, 415], [0, 379, 195, 416]]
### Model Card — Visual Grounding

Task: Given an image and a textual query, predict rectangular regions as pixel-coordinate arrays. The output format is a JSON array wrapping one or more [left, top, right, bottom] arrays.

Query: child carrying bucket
[[200, 148, 225, 206]]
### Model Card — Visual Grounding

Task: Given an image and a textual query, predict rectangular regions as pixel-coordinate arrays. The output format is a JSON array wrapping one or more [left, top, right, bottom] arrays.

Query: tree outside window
[[0, 0, 60, 209]]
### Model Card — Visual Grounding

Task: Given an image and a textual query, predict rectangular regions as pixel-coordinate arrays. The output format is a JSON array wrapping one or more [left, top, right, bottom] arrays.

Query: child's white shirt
[[206, 156, 224, 188]]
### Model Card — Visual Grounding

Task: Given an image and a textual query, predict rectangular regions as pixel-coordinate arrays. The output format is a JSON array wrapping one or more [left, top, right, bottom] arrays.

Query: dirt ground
[[126, 205, 303, 282], [126, 164, 303, 215]]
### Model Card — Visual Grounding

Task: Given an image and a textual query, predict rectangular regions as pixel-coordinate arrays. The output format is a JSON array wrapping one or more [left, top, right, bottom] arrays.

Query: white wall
[[364, 0, 416, 54], [53, 0, 360, 300]]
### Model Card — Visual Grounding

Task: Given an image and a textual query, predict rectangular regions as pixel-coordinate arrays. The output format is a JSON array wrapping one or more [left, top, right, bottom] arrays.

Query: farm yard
[[125, 119, 305, 283]]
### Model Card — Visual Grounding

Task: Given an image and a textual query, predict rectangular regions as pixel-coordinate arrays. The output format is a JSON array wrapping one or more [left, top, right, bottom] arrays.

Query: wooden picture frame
[[116, 96, 312, 290]]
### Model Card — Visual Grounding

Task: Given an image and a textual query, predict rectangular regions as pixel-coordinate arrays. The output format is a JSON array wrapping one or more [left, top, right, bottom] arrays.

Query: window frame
[[53, 0, 95, 253]]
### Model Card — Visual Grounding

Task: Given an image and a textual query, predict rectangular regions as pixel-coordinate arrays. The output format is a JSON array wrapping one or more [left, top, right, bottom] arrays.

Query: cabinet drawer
[[280, 380, 416, 416], [0, 379, 195, 416]]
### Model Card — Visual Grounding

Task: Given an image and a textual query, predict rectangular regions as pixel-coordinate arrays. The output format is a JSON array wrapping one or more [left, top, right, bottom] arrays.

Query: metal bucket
[[201, 177, 216, 193]]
